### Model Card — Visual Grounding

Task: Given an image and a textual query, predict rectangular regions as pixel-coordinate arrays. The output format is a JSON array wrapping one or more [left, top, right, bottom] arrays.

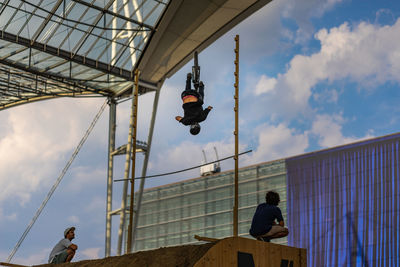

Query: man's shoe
[[257, 236, 270, 242], [262, 237, 271, 242]]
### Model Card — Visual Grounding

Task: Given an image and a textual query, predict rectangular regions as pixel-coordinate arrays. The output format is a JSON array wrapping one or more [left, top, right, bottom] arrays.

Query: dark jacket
[[249, 203, 284, 237], [180, 102, 211, 125]]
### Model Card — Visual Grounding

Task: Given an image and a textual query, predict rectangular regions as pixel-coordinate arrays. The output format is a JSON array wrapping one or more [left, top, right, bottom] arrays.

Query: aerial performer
[[175, 52, 213, 135]]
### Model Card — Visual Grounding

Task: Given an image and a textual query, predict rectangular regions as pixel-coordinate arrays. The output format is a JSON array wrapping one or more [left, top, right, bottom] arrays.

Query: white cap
[[64, 227, 75, 237]]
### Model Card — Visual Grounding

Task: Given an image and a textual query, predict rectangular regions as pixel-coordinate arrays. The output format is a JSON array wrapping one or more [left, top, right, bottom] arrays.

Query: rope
[[114, 149, 252, 181]]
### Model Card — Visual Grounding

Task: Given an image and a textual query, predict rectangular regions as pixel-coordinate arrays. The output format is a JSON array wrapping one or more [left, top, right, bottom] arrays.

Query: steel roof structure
[[0, 0, 272, 110], [1, 0, 274, 258]]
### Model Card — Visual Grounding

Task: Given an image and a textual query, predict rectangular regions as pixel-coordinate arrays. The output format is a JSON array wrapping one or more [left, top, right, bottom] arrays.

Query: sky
[[1, 0, 400, 265]]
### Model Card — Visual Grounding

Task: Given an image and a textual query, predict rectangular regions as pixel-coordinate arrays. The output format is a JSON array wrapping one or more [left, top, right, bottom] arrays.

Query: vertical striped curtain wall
[[286, 134, 400, 266]]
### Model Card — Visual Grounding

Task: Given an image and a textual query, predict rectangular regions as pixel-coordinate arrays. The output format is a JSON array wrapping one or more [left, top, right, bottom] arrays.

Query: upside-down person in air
[[175, 73, 213, 135]]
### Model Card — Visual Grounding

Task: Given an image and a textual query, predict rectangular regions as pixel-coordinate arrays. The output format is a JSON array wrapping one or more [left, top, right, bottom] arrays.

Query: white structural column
[[105, 99, 116, 257], [108, 85, 161, 255], [117, 83, 137, 255], [131, 85, 161, 250]]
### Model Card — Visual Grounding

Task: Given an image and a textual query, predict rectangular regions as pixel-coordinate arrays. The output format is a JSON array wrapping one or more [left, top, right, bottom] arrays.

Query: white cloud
[[68, 215, 80, 224], [311, 113, 374, 147], [283, 0, 344, 44], [147, 138, 247, 186], [67, 167, 106, 193], [80, 247, 101, 259], [0, 207, 17, 222], [255, 75, 277, 95], [242, 123, 309, 165], [253, 18, 400, 118], [85, 197, 105, 213], [233, 0, 288, 61], [0, 98, 106, 206], [313, 88, 340, 103]]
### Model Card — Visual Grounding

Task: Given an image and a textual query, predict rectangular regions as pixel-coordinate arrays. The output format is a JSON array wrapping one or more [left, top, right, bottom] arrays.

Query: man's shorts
[[51, 251, 68, 263], [181, 90, 203, 103], [263, 225, 287, 237]]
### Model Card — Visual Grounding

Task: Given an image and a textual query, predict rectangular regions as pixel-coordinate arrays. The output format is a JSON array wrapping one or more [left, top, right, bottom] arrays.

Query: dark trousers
[[185, 75, 204, 100]]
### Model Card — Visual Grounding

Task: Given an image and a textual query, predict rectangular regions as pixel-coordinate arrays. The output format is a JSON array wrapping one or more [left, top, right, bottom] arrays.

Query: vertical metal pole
[[127, 69, 140, 253], [131, 85, 161, 250], [105, 98, 116, 257], [233, 35, 239, 237], [117, 85, 135, 255]]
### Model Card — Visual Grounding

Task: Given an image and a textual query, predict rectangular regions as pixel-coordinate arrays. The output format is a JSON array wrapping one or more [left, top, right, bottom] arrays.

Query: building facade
[[131, 133, 400, 266], [133, 159, 287, 251]]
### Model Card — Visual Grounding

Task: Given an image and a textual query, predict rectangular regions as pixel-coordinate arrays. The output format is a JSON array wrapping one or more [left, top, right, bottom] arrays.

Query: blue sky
[[1, 0, 400, 265]]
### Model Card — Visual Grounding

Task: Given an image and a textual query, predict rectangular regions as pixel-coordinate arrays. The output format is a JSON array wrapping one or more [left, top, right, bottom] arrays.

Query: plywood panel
[[193, 237, 307, 267]]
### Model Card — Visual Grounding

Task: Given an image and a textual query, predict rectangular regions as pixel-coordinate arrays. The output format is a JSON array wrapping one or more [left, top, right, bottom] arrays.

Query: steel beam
[[0, 31, 134, 81], [72, 0, 154, 31]]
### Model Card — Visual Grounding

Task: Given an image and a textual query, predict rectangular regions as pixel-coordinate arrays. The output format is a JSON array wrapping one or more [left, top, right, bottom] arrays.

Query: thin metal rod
[[131, 86, 161, 250], [105, 98, 116, 257], [127, 69, 140, 253], [6, 99, 107, 263], [114, 150, 252, 182], [233, 34, 239, 237]]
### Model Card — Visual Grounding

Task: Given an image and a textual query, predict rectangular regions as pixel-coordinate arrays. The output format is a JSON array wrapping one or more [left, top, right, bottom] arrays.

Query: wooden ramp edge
[[193, 237, 307, 267], [0, 262, 29, 267]]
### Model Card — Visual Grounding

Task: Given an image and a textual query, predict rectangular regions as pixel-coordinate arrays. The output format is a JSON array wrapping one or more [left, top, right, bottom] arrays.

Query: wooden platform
[[0, 262, 29, 267], [8, 237, 306, 267], [194, 237, 306, 267]]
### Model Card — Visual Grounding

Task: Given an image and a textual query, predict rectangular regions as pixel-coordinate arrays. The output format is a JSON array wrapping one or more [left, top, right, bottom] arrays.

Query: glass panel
[[239, 181, 257, 195], [133, 160, 289, 251]]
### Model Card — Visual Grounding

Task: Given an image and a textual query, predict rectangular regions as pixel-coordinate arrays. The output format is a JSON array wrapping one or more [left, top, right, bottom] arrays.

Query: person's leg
[[185, 73, 192, 91], [268, 226, 289, 239], [269, 228, 289, 239], [181, 73, 193, 100], [258, 226, 289, 242], [198, 81, 204, 102], [65, 248, 76, 262], [51, 251, 69, 264]]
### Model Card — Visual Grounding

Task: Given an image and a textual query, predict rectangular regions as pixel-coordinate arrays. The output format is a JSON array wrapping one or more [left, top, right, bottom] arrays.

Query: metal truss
[[0, 0, 169, 109]]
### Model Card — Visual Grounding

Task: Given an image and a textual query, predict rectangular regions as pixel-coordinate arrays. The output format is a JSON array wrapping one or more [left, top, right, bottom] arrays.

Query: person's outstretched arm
[[176, 116, 192, 125], [199, 106, 212, 121]]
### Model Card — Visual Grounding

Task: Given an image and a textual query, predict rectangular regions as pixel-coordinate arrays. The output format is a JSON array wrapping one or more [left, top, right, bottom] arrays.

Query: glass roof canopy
[[0, 0, 169, 110]]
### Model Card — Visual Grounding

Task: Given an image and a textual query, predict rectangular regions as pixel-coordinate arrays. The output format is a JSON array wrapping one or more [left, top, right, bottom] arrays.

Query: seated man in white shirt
[[48, 227, 78, 264]]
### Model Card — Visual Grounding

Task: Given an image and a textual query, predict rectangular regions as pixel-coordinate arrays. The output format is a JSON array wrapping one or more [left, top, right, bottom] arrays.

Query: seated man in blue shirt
[[175, 73, 212, 135], [249, 191, 289, 242]]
